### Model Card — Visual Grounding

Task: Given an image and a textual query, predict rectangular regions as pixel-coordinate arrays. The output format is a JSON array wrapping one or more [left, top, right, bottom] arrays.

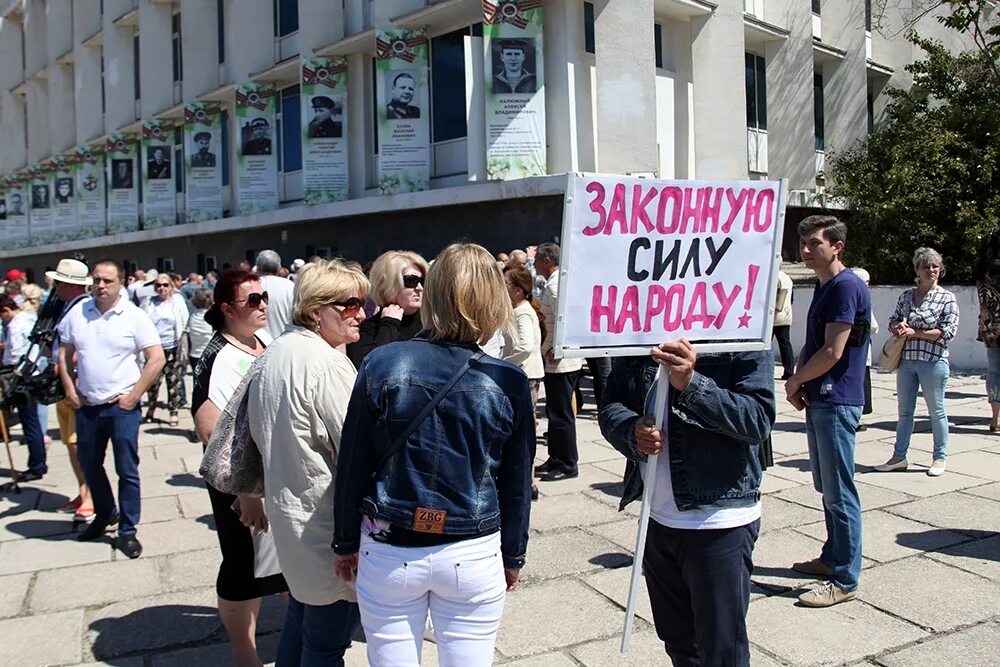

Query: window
[[278, 85, 302, 172], [866, 82, 874, 135], [172, 13, 182, 83], [217, 0, 225, 64], [431, 27, 469, 143], [221, 110, 230, 186], [654, 23, 663, 69], [812, 0, 821, 14], [814, 73, 825, 150], [101, 52, 106, 113], [584, 2, 595, 54], [274, 0, 298, 38], [133, 34, 140, 100], [865, 0, 872, 31], [174, 127, 184, 194], [745, 53, 767, 131]]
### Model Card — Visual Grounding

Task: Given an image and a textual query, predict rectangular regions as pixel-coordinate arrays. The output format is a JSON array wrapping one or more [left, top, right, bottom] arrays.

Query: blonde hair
[[19, 284, 44, 313], [421, 243, 513, 345], [369, 250, 429, 307], [292, 259, 370, 328], [912, 247, 946, 278]]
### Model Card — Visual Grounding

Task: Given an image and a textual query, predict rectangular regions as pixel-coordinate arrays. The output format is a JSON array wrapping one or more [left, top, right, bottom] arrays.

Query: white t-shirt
[[2, 311, 37, 366], [191, 329, 273, 415], [641, 369, 761, 530], [260, 275, 294, 341], [58, 295, 161, 404]]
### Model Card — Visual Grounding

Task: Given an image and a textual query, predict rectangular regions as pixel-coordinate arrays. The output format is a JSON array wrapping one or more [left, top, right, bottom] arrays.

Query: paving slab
[[177, 490, 213, 519], [775, 480, 914, 513], [30, 558, 161, 614], [933, 450, 1000, 481], [581, 563, 654, 624], [495, 579, 625, 658], [760, 474, 803, 495], [66, 658, 143, 667], [766, 457, 816, 487], [521, 528, 631, 582], [883, 492, 1000, 535], [0, 572, 30, 618], [877, 619, 1000, 667], [860, 557, 1000, 632], [576, 438, 622, 465], [855, 467, 989, 497], [0, 609, 84, 665], [0, 509, 77, 541], [152, 442, 204, 462], [0, 532, 112, 575], [528, 492, 622, 533], [140, 472, 206, 500], [751, 528, 828, 591], [569, 627, 666, 666], [155, 547, 220, 592], [140, 495, 183, 524], [149, 633, 280, 667], [500, 651, 579, 666], [961, 481, 1000, 501], [587, 518, 642, 553], [924, 534, 1000, 583], [132, 517, 218, 558], [533, 463, 622, 498], [747, 593, 927, 666], [760, 496, 823, 534]]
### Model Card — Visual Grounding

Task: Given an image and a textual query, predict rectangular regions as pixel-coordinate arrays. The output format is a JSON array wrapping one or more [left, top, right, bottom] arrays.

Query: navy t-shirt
[[803, 270, 871, 406]]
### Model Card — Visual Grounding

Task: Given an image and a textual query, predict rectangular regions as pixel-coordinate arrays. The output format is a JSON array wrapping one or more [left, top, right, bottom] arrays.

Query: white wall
[[788, 285, 986, 373]]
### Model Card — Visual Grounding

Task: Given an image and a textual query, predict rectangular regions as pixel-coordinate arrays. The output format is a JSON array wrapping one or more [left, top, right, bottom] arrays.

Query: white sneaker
[[874, 458, 908, 472], [927, 460, 946, 477]]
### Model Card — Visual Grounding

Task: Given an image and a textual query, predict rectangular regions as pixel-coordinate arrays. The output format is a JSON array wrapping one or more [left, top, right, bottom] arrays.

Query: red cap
[[5, 269, 26, 282]]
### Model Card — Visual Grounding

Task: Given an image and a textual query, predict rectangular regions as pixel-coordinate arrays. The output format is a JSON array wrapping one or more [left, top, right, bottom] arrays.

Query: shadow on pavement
[[3, 517, 82, 541], [90, 603, 221, 660], [897, 529, 1000, 562], [588, 552, 633, 569], [166, 473, 204, 489]]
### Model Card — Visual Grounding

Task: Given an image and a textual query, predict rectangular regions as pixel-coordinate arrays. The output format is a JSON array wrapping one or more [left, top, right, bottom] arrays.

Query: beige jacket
[[503, 300, 545, 380], [773, 271, 793, 327], [540, 271, 583, 374], [248, 326, 357, 606]]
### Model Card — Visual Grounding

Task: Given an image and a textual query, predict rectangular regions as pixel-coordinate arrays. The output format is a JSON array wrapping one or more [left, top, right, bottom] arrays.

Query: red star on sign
[[738, 312, 752, 328]]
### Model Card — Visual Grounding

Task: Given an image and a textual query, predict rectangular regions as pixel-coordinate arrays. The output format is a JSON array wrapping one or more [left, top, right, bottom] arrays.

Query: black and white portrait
[[112, 159, 135, 189], [492, 39, 537, 95], [307, 95, 344, 139], [7, 192, 24, 216], [55, 177, 74, 204], [241, 118, 273, 156], [146, 147, 172, 180], [32, 184, 50, 210], [385, 71, 420, 120], [191, 131, 217, 168]]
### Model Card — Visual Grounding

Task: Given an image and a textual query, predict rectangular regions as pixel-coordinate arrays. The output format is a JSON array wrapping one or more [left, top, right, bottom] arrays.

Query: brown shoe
[[792, 558, 834, 577], [798, 582, 857, 607]]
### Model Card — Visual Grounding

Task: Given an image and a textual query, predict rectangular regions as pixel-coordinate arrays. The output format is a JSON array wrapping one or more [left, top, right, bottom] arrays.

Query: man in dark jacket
[[599, 340, 774, 667]]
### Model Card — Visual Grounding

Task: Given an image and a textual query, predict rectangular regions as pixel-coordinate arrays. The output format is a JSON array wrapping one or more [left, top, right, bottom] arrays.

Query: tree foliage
[[828, 2, 1000, 284]]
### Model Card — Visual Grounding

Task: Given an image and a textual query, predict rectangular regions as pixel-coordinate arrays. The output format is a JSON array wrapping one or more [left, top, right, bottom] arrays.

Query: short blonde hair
[[421, 243, 513, 345], [913, 247, 946, 278], [292, 259, 370, 328], [369, 250, 429, 307], [19, 284, 44, 313]]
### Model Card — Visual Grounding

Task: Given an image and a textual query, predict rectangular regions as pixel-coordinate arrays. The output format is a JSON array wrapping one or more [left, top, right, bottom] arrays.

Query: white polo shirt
[[58, 295, 161, 404]]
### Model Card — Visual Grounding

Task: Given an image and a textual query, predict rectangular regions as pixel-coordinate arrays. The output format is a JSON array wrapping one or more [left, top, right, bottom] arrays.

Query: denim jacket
[[598, 350, 775, 512], [332, 336, 535, 569]]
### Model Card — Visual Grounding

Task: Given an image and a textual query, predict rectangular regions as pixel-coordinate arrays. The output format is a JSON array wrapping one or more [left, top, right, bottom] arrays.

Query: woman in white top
[[187, 287, 215, 368], [143, 275, 189, 426], [248, 259, 369, 665]]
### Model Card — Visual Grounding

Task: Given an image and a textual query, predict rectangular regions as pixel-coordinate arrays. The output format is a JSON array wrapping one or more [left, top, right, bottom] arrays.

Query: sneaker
[[874, 457, 908, 472], [927, 460, 946, 477], [798, 582, 857, 608], [791, 558, 833, 577], [117, 534, 143, 559]]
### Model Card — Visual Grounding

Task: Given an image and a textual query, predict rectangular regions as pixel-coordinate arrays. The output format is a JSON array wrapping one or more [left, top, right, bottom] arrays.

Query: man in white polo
[[58, 259, 164, 558]]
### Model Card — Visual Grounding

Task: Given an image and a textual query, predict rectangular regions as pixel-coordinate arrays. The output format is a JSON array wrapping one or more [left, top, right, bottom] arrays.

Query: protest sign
[[555, 174, 787, 358]]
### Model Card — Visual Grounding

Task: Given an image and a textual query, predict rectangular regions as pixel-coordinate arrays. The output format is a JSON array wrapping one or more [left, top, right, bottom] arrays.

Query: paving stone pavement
[[1, 371, 998, 665]]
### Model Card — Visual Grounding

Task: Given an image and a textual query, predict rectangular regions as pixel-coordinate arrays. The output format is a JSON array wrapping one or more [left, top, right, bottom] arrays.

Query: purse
[[878, 336, 906, 372]]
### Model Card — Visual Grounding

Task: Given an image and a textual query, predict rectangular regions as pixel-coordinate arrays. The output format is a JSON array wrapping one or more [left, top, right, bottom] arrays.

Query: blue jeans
[[805, 402, 863, 591], [894, 358, 950, 461], [18, 401, 47, 476], [276, 597, 360, 667], [986, 349, 1000, 404], [76, 403, 142, 534]]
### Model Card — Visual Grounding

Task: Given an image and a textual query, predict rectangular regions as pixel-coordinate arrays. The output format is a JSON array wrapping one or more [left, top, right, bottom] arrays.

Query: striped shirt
[[889, 286, 959, 362]]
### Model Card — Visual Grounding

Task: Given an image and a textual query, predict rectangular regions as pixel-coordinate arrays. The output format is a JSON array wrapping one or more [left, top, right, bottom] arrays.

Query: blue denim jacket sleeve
[[332, 363, 375, 556], [598, 359, 648, 465], [497, 376, 536, 570]]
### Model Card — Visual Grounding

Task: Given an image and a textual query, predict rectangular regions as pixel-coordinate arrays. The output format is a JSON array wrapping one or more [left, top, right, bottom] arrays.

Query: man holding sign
[[599, 342, 774, 666]]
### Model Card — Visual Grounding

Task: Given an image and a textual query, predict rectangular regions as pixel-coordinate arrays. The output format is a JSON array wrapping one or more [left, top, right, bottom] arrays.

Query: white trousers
[[357, 531, 506, 667]]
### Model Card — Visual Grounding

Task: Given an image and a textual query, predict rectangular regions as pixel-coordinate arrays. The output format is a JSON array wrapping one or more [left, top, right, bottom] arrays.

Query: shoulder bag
[[878, 336, 906, 372]]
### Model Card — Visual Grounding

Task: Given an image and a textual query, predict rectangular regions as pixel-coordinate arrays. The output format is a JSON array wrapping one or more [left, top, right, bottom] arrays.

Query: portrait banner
[[106, 134, 140, 234], [51, 155, 78, 243], [375, 28, 430, 194], [184, 103, 224, 222], [142, 120, 177, 229], [74, 145, 107, 238], [483, 0, 546, 180], [301, 57, 349, 204], [28, 165, 55, 246], [3, 176, 29, 248], [235, 84, 279, 215], [554, 174, 788, 359]]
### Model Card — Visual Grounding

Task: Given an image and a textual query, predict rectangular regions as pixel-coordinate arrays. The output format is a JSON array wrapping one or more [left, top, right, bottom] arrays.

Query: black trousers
[[586, 356, 612, 411], [543, 370, 579, 470], [643, 518, 760, 667], [772, 326, 795, 378]]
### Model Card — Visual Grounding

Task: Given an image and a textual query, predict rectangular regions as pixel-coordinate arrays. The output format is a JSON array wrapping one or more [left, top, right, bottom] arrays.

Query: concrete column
[[690, 0, 747, 179], [46, 0, 73, 60], [73, 0, 103, 44], [224, 0, 274, 82], [0, 92, 28, 172], [26, 77, 50, 163], [593, 0, 657, 175], [822, 0, 867, 153], [765, 0, 815, 190], [139, 0, 174, 116], [24, 0, 48, 77], [300, 0, 345, 55], [347, 54, 367, 198], [657, 18, 694, 179], [103, 11, 137, 132], [48, 62, 76, 153], [0, 18, 25, 92], [542, 0, 590, 173], [180, 0, 220, 100], [74, 43, 104, 143]]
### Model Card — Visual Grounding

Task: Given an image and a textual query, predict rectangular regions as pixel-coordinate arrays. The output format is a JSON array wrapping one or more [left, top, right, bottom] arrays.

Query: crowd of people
[[0, 220, 989, 666]]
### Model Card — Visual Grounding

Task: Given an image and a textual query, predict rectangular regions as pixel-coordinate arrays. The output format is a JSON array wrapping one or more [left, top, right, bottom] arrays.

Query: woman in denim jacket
[[333, 243, 534, 667], [599, 342, 774, 667]]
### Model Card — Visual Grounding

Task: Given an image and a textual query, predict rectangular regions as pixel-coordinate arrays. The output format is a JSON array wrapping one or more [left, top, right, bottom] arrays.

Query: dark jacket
[[598, 350, 775, 512], [346, 311, 423, 370], [333, 336, 535, 569]]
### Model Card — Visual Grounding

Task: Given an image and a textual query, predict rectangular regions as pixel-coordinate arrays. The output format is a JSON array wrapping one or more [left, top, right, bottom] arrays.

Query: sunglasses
[[231, 291, 269, 308], [330, 297, 364, 317], [155, 283, 171, 288], [402, 274, 424, 289]]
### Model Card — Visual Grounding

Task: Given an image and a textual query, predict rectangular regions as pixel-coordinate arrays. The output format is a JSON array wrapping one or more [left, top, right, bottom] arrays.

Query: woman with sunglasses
[[248, 260, 369, 664], [192, 269, 287, 667], [142, 274, 190, 426], [333, 243, 535, 666], [346, 250, 428, 369]]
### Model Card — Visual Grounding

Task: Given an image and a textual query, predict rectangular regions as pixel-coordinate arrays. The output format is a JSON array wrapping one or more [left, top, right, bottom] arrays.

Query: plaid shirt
[[889, 286, 959, 362]]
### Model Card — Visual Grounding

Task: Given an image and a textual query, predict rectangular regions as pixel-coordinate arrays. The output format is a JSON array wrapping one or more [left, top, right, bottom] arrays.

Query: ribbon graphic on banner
[[185, 103, 221, 127], [376, 33, 428, 62], [484, 0, 543, 27], [236, 88, 274, 111], [302, 62, 348, 89]]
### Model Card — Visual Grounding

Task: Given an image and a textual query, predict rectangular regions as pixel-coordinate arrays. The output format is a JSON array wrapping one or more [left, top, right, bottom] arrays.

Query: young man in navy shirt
[[784, 215, 871, 607]]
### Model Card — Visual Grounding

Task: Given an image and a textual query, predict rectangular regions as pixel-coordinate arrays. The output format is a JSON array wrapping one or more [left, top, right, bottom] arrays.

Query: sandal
[[169, 415, 179, 427], [990, 424, 1000, 432]]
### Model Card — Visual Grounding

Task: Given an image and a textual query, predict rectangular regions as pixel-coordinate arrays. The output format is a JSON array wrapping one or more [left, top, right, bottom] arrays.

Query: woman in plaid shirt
[[876, 248, 959, 477]]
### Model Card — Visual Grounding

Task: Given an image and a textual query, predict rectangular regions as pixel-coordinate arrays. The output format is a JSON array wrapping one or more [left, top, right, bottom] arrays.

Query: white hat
[[143, 268, 160, 285], [45, 259, 94, 286], [291, 258, 305, 272]]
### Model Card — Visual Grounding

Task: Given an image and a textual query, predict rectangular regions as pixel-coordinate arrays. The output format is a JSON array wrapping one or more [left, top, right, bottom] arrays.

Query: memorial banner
[[235, 84, 279, 215], [74, 145, 107, 238], [302, 57, 349, 204], [51, 155, 78, 243], [142, 120, 177, 229], [3, 176, 29, 248], [375, 28, 430, 194], [28, 165, 55, 246], [554, 174, 787, 358], [106, 134, 140, 234], [483, 0, 546, 180], [184, 103, 224, 222]]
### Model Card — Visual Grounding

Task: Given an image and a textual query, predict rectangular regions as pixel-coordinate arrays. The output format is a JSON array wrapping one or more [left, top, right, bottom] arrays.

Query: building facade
[[0, 0, 975, 278]]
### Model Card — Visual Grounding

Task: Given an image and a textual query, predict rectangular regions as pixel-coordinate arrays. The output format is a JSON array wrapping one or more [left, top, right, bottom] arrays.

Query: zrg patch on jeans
[[412, 507, 447, 533]]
